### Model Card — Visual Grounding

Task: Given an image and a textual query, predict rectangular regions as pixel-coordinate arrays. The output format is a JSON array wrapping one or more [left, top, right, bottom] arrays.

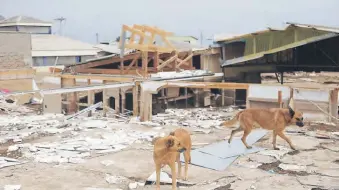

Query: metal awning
[[221, 33, 339, 67]]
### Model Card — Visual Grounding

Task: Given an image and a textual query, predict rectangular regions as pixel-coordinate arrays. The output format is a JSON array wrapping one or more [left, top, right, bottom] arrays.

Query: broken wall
[[0, 32, 32, 69]]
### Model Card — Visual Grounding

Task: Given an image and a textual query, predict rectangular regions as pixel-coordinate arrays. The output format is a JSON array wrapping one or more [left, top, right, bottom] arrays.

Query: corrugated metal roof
[[286, 22, 339, 33], [94, 44, 121, 54], [215, 22, 339, 43], [221, 33, 339, 67], [31, 34, 97, 57], [0, 15, 52, 27]]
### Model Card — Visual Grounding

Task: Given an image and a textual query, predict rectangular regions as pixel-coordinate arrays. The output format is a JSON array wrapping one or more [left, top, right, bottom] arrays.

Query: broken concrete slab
[[3, 185, 21, 190], [247, 154, 277, 164], [0, 157, 24, 169], [258, 147, 291, 160], [321, 141, 339, 152], [278, 163, 307, 172], [105, 174, 129, 184], [297, 175, 339, 189], [146, 171, 172, 184]]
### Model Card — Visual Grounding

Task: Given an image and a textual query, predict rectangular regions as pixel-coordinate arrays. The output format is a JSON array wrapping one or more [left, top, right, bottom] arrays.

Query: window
[[75, 56, 82, 63]]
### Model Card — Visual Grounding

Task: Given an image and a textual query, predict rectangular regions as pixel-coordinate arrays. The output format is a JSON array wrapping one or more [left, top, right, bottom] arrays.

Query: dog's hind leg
[[176, 153, 182, 179], [242, 127, 253, 149], [183, 151, 190, 181], [273, 130, 279, 150], [228, 127, 243, 144]]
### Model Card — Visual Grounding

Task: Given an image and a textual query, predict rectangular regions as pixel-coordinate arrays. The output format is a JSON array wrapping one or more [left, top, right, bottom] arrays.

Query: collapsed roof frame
[[67, 24, 200, 77]]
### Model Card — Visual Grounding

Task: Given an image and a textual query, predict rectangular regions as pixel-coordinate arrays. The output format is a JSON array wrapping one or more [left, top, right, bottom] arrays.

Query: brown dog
[[152, 128, 192, 190], [220, 106, 304, 150]]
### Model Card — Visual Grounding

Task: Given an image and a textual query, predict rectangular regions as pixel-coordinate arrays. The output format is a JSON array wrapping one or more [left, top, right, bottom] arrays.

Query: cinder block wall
[[0, 32, 32, 69]]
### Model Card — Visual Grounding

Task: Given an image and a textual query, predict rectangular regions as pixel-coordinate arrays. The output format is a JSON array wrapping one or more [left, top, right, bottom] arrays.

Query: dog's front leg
[[277, 131, 296, 150], [169, 163, 177, 190], [155, 164, 161, 190], [176, 153, 182, 179], [273, 130, 279, 150]]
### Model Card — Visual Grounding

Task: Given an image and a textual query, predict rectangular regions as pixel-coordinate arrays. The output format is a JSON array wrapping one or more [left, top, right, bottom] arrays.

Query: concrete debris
[[258, 147, 290, 160], [278, 163, 307, 172], [150, 107, 235, 129], [101, 160, 115, 166], [128, 182, 138, 189], [0, 97, 33, 115], [105, 174, 128, 184], [248, 154, 277, 164], [0, 157, 24, 169], [3, 185, 21, 190], [297, 175, 339, 189], [146, 171, 172, 184], [321, 141, 339, 152]]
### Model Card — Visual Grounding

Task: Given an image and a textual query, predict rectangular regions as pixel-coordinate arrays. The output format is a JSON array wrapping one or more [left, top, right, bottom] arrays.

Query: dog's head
[[165, 136, 186, 153], [288, 106, 304, 127]]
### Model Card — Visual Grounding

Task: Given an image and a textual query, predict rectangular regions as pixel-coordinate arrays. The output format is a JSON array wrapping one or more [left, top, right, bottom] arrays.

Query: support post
[[329, 88, 339, 123], [194, 89, 199, 108], [121, 89, 126, 114], [278, 90, 282, 108], [102, 80, 108, 117], [87, 79, 94, 117], [185, 87, 188, 108], [120, 60, 124, 74], [61, 78, 77, 114], [280, 72, 284, 85], [142, 51, 148, 78], [154, 51, 159, 72], [133, 82, 139, 116], [221, 80, 225, 106], [115, 89, 120, 116]]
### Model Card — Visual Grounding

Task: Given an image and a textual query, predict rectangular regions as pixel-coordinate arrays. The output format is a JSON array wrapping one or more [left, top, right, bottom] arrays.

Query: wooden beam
[[133, 24, 174, 36], [133, 81, 139, 116], [58, 73, 137, 82], [176, 53, 194, 69], [87, 79, 94, 117], [157, 54, 178, 70], [163, 81, 249, 90], [61, 78, 77, 114], [154, 51, 159, 72], [103, 80, 108, 117], [124, 43, 174, 53], [124, 53, 141, 74], [142, 51, 148, 78]]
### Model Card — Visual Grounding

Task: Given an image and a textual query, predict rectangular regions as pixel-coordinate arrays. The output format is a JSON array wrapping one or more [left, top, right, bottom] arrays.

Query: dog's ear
[[169, 131, 175, 136], [288, 106, 295, 118], [166, 138, 174, 148]]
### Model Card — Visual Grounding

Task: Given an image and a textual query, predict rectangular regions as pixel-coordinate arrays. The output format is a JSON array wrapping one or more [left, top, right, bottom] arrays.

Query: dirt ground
[[0, 71, 339, 190], [0, 106, 338, 190]]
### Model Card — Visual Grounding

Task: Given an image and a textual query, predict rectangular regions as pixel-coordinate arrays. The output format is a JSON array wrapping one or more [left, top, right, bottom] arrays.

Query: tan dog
[[152, 128, 192, 190], [220, 106, 304, 150]]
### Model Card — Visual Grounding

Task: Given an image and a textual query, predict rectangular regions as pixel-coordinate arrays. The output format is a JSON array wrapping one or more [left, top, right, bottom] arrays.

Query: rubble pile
[[148, 107, 236, 129], [16, 128, 158, 164], [0, 97, 34, 115]]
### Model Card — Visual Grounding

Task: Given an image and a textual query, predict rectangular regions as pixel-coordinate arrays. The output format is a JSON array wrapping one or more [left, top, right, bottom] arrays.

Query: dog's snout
[[296, 121, 304, 127]]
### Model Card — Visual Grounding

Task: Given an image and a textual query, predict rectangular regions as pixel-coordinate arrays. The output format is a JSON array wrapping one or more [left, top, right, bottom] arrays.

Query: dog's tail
[[219, 111, 242, 127]]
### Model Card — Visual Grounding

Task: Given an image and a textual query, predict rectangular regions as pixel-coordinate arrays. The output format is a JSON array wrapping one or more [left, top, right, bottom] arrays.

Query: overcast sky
[[1, 0, 339, 44]]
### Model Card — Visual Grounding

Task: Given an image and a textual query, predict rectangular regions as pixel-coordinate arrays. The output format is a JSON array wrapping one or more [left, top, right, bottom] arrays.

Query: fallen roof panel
[[221, 33, 339, 67]]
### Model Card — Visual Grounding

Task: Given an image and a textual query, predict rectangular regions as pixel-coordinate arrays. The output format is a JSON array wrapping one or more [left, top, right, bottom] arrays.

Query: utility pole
[[54, 17, 66, 36], [200, 30, 203, 46], [96, 33, 99, 44]]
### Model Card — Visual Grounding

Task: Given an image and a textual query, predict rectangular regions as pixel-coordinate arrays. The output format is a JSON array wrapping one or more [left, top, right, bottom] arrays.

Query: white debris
[[82, 120, 108, 129], [0, 157, 24, 169], [4, 185, 21, 190], [7, 145, 19, 152], [146, 171, 172, 184], [101, 160, 115, 166], [128, 182, 138, 189], [105, 174, 128, 184], [258, 147, 290, 160], [68, 157, 85, 164], [279, 163, 307, 172]]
